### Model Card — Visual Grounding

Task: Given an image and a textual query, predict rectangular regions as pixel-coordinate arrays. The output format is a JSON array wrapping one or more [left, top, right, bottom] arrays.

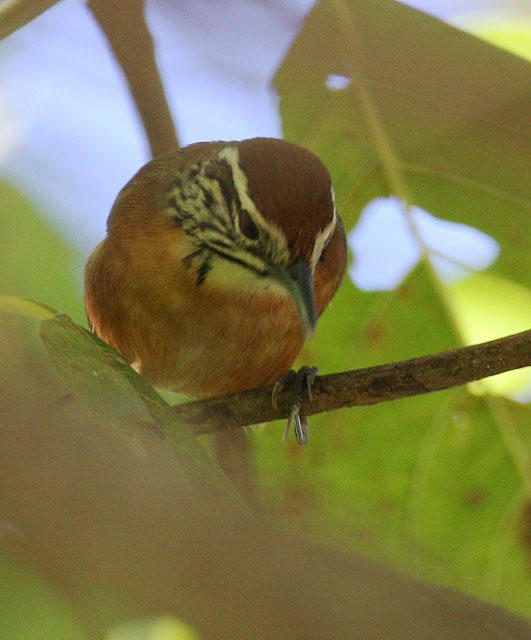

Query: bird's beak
[[272, 257, 317, 335]]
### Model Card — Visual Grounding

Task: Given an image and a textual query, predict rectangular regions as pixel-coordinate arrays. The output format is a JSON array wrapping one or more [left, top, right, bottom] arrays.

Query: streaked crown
[[163, 137, 338, 285]]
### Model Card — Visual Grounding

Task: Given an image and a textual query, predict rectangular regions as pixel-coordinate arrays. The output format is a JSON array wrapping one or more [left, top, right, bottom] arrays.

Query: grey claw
[[306, 367, 319, 402], [294, 415, 309, 445], [274, 367, 318, 445], [282, 405, 299, 442], [271, 370, 296, 410]]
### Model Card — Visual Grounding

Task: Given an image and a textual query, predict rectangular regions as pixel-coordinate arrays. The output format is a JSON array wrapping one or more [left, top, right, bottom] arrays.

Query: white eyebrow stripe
[[310, 208, 337, 268], [217, 146, 290, 262]]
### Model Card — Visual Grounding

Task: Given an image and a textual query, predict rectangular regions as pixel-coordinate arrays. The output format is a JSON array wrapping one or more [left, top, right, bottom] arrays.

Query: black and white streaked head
[[106, 137, 345, 334]]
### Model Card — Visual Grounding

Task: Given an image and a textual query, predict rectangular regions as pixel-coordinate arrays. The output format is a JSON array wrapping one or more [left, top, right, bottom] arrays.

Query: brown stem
[[87, 0, 179, 157], [172, 330, 531, 435], [0, 0, 60, 40]]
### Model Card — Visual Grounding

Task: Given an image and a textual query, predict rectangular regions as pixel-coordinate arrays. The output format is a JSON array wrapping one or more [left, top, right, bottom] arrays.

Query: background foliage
[[254, 0, 531, 614], [1, 0, 530, 637]]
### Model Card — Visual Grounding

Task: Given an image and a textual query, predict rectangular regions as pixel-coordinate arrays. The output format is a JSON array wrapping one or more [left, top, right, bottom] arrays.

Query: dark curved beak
[[272, 257, 317, 335]]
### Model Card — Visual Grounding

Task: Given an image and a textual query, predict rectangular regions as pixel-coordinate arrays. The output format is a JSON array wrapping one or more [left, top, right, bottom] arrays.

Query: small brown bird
[[85, 137, 346, 442]]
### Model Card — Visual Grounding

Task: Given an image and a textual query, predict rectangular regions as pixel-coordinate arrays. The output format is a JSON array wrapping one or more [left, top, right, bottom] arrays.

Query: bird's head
[[105, 137, 345, 335]]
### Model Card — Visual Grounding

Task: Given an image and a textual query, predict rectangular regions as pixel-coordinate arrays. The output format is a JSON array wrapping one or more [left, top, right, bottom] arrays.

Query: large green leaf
[[39, 312, 240, 500], [258, 0, 531, 618], [275, 0, 531, 287], [0, 300, 240, 503]]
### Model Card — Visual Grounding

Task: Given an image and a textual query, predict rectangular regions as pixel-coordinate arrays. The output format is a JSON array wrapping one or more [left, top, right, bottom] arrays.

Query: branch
[[0, 0, 60, 40], [87, 0, 179, 157], [173, 330, 531, 435]]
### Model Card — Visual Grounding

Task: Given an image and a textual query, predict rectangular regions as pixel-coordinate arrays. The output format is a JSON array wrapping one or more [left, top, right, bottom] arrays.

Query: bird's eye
[[239, 210, 259, 240]]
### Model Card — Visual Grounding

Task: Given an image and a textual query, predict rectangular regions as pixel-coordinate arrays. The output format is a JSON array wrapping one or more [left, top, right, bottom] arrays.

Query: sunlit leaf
[[107, 615, 200, 640], [470, 20, 531, 61], [446, 273, 531, 400], [264, 0, 531, 617], [0, 293, 56, 320]]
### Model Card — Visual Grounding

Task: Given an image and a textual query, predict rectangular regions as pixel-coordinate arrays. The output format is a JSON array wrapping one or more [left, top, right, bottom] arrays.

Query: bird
[[85, 137, 347, 442]]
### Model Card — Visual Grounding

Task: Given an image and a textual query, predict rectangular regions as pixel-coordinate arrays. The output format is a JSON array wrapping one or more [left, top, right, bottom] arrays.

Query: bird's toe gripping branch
[[272, 366, 319, 445]]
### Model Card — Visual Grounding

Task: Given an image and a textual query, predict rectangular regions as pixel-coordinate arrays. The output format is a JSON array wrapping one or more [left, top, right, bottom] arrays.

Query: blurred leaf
[[0, 180, 85, 324], [0, 549, 88, 640], [446, 273, 531, 400], [7, 313, 529, 640], [107, 616, 200, 640], [473, 20, 531, 61], [37, 310, 241, 503]]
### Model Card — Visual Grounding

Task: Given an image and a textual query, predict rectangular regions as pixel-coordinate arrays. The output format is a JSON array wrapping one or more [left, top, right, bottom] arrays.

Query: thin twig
[[172, 330, 531, 434], [87, 0, 179, 157], [0, 0, 60, 40]]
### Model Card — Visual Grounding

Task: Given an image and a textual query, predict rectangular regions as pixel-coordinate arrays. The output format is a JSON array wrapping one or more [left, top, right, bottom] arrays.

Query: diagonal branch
[[87, 0, 179, 157], [0, 0, 60, 40], [173, 330, 531, 435]]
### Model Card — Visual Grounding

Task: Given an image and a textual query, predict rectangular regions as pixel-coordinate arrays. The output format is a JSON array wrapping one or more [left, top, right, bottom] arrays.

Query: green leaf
[[0, 180, 86, 324], [446, 273, 531, 400], [0, 549, 88, 640], [472, 20, 531, 62], [107, 616, 201, 640], [275, 0, 531, 287], [262, 0, 531, 618], [0, 294, 57, 320], [37, 312, 241, 502], [255, 268, 531, 614]]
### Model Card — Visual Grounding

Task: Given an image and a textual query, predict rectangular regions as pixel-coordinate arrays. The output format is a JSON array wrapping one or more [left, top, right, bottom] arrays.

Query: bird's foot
[[272, 366, 319, 445]]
